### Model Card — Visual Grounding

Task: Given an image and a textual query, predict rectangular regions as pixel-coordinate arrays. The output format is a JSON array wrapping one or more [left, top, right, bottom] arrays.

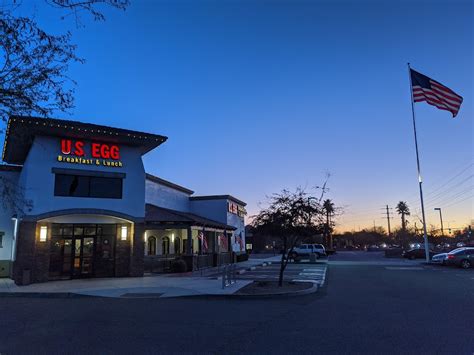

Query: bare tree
[[0, 13, 82, 126], [252, 188, 326, 287], [0, 0, 130, 128]]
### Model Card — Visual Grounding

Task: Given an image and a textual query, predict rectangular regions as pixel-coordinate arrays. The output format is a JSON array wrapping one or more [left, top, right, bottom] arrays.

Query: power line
[[402, 162, 473, 204], [423, 163, 473, 198], [425, 185, 474, 208], [442, 193, 474, 209]]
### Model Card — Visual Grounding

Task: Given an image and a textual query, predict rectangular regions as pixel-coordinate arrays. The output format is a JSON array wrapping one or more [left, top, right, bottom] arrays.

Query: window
[[54, 174, 122, 199], [0, 231, 4, 247], [147, 236, 157, 256], [162, 236, 170, 255], [174, 237, 181, 255]]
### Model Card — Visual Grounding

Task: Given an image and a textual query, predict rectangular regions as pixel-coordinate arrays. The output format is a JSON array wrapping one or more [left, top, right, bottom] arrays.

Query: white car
[[431, 253, 448, 265], [290, 244, 326, 260], [432, 248, 465, 265], [309, 243, 326, 257]]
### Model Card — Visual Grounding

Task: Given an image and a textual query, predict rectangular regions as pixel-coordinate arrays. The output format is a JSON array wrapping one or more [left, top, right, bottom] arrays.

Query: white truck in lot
[[289, 244, 326, 261]]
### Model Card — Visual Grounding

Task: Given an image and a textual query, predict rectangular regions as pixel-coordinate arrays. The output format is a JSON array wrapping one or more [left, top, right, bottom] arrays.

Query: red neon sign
[[61, 139, 120, 160]]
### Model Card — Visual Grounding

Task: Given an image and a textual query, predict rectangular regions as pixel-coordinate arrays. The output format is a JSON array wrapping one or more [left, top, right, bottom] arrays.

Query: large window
[[162, 236, 170, 255], [147, 236, 157, 256], [54, 174, 122, 199]]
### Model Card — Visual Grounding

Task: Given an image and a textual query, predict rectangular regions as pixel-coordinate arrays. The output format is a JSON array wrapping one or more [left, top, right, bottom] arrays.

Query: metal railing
[[221, 264, 237, 289]]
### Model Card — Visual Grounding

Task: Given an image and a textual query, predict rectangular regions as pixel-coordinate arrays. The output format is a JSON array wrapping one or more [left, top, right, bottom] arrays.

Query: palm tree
[[396, 201, 410, 232], [323, 199, 335, 248]]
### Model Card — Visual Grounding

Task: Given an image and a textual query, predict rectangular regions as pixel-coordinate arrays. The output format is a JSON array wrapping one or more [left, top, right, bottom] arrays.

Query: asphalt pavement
[[1, 251, 473, 355]]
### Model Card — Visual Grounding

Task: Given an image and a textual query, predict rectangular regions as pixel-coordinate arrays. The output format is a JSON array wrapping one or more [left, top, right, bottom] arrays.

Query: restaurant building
[[0, 116, 246, 284]]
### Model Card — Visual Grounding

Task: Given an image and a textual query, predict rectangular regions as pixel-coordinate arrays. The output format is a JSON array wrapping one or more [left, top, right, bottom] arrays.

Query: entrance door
[[49, 224, 117, 280], [72, 236, 95, 277]]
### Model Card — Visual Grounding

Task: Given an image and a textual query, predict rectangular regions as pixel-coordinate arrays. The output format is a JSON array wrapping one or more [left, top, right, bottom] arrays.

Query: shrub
[[171, 259, 187, 273]]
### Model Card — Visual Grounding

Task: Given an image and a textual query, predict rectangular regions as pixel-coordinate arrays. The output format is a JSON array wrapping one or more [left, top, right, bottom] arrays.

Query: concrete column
[[115, 223, 131, 277], [130, 222, 145, 277], [13, 221, 51, 285], [186, 227, 193, 255]]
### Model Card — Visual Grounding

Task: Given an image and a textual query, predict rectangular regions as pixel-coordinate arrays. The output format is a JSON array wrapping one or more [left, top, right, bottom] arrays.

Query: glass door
[[50, 223, 116, 280], [72, 235, 96, 278]]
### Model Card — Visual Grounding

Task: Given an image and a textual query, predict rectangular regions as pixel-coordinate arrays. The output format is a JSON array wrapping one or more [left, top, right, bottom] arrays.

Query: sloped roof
[[189, 195, 246, 206], [145, 204, 236, 230], [2, 116, 168, 165], [145, 173, 194, 195]]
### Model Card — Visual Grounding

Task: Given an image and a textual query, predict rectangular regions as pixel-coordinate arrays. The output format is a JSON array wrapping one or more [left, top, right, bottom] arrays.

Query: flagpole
[[407, 62, 430, 262]]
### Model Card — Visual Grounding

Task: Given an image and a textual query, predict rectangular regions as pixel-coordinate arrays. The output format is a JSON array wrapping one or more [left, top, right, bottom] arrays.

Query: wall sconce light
[[121, 226, 128, 241], [39, 226, 48, 242]]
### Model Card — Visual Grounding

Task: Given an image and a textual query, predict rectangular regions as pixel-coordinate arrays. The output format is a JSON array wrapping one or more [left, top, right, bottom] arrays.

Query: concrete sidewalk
[[189, 254, 283, 277], [0, 256, 286, 299], [0, 274, 252, 298]]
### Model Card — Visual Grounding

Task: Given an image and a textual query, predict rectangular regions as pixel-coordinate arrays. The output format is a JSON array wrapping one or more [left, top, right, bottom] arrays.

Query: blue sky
[[16, 0, 473, 231]]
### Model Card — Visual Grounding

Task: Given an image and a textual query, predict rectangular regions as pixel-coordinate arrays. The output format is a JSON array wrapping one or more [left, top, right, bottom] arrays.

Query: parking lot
[[237, 261, 328, 286], [207, 258, 328, 286]]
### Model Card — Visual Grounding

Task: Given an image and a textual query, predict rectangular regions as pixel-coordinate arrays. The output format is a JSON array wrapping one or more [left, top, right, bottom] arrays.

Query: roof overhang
[[2, 116, 168, 165], [189, 195, 246, 206]]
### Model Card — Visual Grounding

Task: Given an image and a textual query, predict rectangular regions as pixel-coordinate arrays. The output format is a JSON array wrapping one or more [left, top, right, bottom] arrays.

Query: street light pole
[[434, 208, 444, 237]]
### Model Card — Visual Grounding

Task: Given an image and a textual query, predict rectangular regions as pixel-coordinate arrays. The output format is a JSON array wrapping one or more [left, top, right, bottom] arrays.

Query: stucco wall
[[189, 199, 227, 223], [227, 211, 246, 253], [190, 198, 246, 253], [145, 179, 191, 212], [19, 136, 146, 219]]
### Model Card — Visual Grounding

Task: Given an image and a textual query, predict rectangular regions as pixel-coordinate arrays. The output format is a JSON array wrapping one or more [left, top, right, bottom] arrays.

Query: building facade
[[0, 116, 246, 284]]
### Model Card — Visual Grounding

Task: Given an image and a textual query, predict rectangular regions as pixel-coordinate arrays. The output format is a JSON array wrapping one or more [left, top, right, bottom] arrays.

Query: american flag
[[236, 233, 244, 251], [198, 231, 208, 252], [410, 69, 463, 118], [218, 234, 228, 251]]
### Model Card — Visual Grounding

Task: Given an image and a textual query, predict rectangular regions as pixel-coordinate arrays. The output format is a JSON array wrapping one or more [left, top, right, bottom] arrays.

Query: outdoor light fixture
[[171, 233, 175, 243], [39, 226, 48, 242], [121, 226, 128, 241]]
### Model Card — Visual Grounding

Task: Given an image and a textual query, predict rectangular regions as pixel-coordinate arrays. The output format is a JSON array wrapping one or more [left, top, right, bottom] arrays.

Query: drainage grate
[[120, 293, 163, 298]]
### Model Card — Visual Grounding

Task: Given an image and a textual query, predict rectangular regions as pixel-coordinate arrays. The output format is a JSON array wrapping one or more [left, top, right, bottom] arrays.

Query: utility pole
[[385, 205, 392, 237], [434, 208, 444, 237]]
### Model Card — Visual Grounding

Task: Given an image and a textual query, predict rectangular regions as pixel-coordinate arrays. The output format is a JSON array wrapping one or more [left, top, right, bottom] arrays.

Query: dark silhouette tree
[[252, 188, 325, 287], [0, 0, 129, 127], [323, 199, 335, 248], [396, 201, 410, 232]]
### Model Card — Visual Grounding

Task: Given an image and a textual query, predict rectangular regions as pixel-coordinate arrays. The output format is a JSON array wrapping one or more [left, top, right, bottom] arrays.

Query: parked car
[[445, 248, 474, 269], [402, 248, 435, 260], [367, 245, 379, 252], [432, 248, 466, 265], [431, 253, 448, 265], [309, 244, 326, 257], [290, 244, 323, 260]]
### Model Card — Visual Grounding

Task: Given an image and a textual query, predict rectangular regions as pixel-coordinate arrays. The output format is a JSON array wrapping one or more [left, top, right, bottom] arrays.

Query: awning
[[145, 204, 236, 230]]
